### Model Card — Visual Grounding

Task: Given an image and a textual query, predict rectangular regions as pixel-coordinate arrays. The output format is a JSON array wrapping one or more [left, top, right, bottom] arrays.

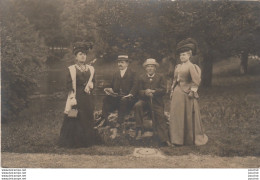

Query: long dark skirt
[[59, 91, 101, 148]]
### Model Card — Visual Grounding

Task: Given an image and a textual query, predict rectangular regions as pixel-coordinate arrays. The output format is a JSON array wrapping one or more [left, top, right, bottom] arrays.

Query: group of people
[[58, 38, 208, 148]]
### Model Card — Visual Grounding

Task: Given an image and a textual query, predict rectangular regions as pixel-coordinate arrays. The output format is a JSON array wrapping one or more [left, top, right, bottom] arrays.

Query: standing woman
[[169, 38, 208, 146], [59, 42, 101, 148]]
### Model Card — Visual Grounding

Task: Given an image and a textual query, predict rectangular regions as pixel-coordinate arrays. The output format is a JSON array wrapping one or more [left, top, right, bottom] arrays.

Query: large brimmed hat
[[143, 58, 159, 68], [117, 55, 130, 62], [176, 38, 197, 55], [73, 42, 93, 55]]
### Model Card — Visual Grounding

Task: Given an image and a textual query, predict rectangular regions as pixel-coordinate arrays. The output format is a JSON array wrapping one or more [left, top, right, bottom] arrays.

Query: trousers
[[102, 95, 135, 123], [133, 99, 169, 142]]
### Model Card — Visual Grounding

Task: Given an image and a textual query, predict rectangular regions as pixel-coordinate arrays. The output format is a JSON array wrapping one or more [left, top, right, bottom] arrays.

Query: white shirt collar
[[120, 67, 127, 77], [147, 73, 155, 78]]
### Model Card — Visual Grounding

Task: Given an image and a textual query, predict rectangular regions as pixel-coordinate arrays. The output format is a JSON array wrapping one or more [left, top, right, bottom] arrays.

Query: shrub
[[1, 0, 48, 122]]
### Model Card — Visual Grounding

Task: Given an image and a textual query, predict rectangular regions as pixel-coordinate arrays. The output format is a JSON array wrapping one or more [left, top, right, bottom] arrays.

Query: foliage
[[7, 0, 258, 61], [1, 0, 259, 121], [17, 0, 67, 47], [1, 0, 48, 121], [57, 1, 260, 64]]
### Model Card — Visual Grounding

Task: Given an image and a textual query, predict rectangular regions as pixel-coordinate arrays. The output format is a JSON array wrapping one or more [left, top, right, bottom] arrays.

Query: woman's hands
[[70, 97, 77, 106], [188, 91, 199, 99], [84, 82, 94, 94]]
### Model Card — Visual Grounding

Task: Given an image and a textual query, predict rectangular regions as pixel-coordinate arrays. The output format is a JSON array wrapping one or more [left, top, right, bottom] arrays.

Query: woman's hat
[[73, 42, 93, 55], [176, 38, 197, 55], [143, 58, 159, 68]]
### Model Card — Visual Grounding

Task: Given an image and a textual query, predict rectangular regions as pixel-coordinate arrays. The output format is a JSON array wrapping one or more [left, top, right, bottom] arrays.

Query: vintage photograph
[[1, 0, 260, 170]]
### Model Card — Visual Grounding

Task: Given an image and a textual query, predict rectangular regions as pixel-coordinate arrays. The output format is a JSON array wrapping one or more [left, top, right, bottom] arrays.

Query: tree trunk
[[240, 51, 248, 75], [201, 53, 213, 87]]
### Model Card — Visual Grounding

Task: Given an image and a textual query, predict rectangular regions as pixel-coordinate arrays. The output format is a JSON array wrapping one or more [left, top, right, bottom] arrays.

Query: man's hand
[[104, 88, 118, 97], [145, 89, 155, 97], [122, 94, 133, 99]]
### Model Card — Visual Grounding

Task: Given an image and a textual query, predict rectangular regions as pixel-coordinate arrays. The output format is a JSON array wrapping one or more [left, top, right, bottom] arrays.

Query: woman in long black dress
[[59, 42, 101, 148]]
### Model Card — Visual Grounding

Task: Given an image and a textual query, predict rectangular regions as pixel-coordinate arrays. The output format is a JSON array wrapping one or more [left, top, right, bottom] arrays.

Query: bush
[[1, 0, 48, 122]]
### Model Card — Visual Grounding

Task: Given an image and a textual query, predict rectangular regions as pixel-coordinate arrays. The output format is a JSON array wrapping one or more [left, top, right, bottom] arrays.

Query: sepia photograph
[[1, 0, 260, 176]]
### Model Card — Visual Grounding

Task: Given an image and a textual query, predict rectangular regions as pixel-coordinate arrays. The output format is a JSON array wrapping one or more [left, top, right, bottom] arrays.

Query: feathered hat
[[176, 38, 198, 55], [73, 42, 93, 55]]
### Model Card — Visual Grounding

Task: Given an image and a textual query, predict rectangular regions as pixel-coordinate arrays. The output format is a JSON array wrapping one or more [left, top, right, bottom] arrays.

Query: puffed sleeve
[[189, 64, 201, 92], [66, 68, 74, 93]]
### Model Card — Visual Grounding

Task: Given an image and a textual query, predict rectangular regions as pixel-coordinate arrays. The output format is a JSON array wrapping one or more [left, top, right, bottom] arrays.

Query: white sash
[[64, 64, 95, 114]]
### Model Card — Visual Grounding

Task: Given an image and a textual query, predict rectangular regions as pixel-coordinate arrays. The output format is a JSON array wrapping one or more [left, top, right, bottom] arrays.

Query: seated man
[[97, 55, 137, 129], [134, 58, 173, 147]]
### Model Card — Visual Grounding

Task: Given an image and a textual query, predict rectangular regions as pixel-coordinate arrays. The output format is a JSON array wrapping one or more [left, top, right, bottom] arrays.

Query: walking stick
[[149, 96, 156, 133]]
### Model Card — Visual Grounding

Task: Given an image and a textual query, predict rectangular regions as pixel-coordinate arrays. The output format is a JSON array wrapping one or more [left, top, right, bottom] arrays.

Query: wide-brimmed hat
[[176, 38, 197, 55], [117, 55, 130, 62], [73, 42, 93, 55], [143, 58, 159, 68]]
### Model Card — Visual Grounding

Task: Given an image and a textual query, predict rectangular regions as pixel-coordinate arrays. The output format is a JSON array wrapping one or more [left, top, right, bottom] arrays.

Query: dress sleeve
[[189, 64, 201, 92], [92, 72, 96, 89], [171, 64, 180, 91], [66, 68, 73, 93]]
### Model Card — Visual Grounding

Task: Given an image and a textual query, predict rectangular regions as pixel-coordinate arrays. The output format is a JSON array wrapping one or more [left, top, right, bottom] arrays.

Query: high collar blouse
[[172, 61, 201, 93]]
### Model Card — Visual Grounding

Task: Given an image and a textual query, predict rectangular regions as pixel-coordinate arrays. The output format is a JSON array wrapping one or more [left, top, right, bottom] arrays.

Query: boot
[[94, 117, 108, 128], [135, 129, 142, 140]]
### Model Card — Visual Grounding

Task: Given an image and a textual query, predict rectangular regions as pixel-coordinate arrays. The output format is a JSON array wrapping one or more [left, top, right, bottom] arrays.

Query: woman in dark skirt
[[59, 42, 101, 148]]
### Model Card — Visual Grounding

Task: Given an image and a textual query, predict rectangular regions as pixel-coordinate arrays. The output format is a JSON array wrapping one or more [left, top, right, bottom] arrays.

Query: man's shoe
[[110, 128, 118, 139], [94, 119, 107, 128], [135, 130, 142, 140]]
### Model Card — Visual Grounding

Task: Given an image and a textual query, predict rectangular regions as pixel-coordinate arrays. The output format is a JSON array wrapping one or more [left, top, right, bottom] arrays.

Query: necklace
[[76, 64, 88, 72]]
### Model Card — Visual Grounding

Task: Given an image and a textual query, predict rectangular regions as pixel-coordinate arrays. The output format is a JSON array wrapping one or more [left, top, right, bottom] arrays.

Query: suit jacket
[[109, 68, 138, 96], [138, 73, 166, 107]]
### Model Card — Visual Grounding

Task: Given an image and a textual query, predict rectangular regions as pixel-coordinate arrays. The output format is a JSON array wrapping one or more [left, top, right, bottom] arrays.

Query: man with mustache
[[96, 55, 138, 131], [134, 58, 173, 147]]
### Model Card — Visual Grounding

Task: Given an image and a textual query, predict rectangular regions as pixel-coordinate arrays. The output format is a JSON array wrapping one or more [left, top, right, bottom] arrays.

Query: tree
[[173, 1, 260, 85], [1, 0, 48, 122], [58, 0, 260, 85], [17, 0, 67, 48]]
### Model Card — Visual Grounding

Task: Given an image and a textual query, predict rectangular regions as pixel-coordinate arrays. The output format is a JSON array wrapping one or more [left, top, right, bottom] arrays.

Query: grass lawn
[[1, 57, 260, 157]]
